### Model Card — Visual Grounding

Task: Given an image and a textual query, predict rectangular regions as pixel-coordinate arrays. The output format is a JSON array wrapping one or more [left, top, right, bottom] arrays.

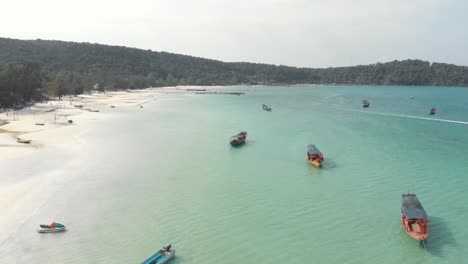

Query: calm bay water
[[1, 85, 468, 263]]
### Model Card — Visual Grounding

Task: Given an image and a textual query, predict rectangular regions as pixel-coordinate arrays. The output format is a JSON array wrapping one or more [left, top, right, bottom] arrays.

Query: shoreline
[[0, 85, 228, 160]]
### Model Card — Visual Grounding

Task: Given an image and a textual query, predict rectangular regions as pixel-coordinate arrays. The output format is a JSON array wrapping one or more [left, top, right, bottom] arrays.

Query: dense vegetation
[[1, 37, 468, 107]]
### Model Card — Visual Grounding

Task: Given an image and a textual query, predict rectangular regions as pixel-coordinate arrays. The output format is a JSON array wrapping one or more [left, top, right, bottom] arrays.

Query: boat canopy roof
[[307, 144, 321, 155], [402, 194, 428, 220]]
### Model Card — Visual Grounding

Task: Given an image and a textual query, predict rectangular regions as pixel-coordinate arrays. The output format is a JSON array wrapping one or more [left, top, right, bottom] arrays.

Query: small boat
[[401, 193, 429, 241], [17, 138, 31, 144], [37, 222, 66, 233], [307, 144, 324, 167], [429, 107, 436, 115], [110, 105, 115, 108], [68, 120, 73, 124], [362, 99, 370, 108], [35, 123, 45, 126], [230, 131, 247, 146], [74, 105, 83, 109], [262, 104, 272, 111], [88, 109, 100, 112], [140, 106, 144, 108], [141, 244, 175, 264]]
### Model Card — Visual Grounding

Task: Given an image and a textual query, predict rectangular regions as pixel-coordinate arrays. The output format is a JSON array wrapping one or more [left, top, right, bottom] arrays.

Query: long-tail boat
[[141, 244, 175, 264], [307, 144, 324, 167], [230, 131, 247, 146], [401, 193, 429, 241]]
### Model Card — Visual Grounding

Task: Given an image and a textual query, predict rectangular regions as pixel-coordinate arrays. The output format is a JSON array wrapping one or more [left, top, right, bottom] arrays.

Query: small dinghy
[[17, 138, 31, 144], [37, 222, 66, 233], [141, 244, 175, 264]]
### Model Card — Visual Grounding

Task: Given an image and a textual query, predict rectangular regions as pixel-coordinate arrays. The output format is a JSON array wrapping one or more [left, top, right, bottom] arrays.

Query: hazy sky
[[1, 0, 467, 67]]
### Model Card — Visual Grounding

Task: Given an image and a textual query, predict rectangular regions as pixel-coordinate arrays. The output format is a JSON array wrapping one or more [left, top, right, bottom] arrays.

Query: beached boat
[[230, 131, 247, 146], [35, 123, 45, 126], [17, 138, 31, 144], [88, 109, 100, 112], [110, 105, 115, 108], [37, 222, 66, 233], [74, 105, 83, 109], [141, 244, 175, 264], [401, 193, 429, 241], [362, 99, 370, 108], [307, 144, 324, 167], [429, 107, 436, 115], [262, 104, 272, 111]]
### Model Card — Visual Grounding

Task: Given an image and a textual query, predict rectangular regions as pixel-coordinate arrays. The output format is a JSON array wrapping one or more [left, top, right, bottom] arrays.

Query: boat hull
[[309, 159, 321, 167], [363, 104, 370, 108], [37, 227, 66, 233], [401, 215, 428, 241], [230, 140, 245, 146], [141, 249, 175, 264]]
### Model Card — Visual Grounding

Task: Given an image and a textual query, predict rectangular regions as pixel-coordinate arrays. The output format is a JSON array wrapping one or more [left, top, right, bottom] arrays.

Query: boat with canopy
[[401, 193, 429, 241], [307, 144, 324, 167]]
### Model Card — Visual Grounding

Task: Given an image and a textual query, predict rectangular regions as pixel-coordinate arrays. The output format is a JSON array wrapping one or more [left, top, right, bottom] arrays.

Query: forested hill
[[1, 37, 468, 92]]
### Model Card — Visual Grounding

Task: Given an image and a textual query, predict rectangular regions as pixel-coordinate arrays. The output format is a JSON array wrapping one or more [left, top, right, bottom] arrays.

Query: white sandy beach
[[0, 86, 224, 160], [0, 85, 229, 245]]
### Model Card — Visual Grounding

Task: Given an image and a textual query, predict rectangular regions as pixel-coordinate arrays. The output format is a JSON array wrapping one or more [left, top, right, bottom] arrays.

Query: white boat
[[37, 222, 66, 233]]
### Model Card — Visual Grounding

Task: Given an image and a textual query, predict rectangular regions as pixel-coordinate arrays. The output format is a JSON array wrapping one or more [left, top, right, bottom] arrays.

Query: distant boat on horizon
[[362, 99, 370, 108], [401, 193, 429, 242]]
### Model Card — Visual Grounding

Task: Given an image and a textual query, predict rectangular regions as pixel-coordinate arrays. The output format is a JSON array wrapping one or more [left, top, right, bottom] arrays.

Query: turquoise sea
[[1, 85, 468, 263]]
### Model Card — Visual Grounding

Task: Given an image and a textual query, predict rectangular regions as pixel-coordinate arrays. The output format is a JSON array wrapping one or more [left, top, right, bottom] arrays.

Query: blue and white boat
[[141, 244, 175, 264]]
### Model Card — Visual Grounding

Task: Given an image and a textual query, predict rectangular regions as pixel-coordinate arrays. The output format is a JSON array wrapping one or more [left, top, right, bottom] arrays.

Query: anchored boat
[[17, 138, 31, 144], [37, 222, 66, 233], [429, 107, 436, 115], [401, 193, 429, 241], [362, 99, 370, 108], [262, 104, 272, 111], [307, 144, 324, 167], [230, 131, 247, 146], [141, 244, 175, 264]]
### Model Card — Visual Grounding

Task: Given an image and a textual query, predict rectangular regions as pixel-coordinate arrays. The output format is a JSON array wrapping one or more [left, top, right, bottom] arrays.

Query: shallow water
[[1, 85, 467, 263]]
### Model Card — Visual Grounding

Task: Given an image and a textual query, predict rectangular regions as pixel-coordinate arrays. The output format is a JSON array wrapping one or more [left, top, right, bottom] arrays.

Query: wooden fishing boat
[[17, 138, 31, 144], [37, 222, 66, 233], [230, 131, 247, 146], [429, 107, 436, 115], [401, 193, 429, 241], [307, 144, 324, 167], [362, 99, 370, 108], [262, 104, 272, 111], [141, 244, 175, 264]]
